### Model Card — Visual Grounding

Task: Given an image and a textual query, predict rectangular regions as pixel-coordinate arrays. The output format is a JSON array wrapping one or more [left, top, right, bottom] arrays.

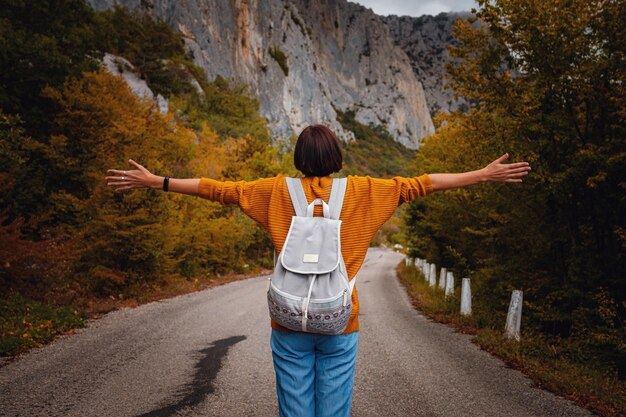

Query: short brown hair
[[294, 124, 343, 177]]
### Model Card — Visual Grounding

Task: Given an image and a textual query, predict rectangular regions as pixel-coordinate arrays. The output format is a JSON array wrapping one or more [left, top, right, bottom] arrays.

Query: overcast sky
[[351, 0, 476, 17]]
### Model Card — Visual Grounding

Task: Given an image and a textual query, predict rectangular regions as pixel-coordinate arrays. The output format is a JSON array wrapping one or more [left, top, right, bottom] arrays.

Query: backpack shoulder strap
[[285, 177, 308, 217], [328, 178, 348, 220]]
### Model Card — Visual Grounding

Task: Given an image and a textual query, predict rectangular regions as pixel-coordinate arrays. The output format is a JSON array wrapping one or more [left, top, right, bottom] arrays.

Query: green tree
[[93, 5, 200, 97], [170, 75, 272, 142], [0, 0, 102, 136]]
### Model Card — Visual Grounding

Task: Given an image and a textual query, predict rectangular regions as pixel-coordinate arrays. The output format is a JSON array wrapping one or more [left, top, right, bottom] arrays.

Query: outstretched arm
[[106, 159, 199, 196], [105, 159, 276, 229], [429, 153, 531, 192]]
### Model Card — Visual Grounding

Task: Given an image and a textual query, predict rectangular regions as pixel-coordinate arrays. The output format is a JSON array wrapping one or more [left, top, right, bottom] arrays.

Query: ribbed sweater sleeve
[[197, 176, 277, 230]]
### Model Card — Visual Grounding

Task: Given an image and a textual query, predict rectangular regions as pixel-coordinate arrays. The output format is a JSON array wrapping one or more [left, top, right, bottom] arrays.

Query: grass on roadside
[[396, 261, 626, 417], [0, 293, 85, 357]]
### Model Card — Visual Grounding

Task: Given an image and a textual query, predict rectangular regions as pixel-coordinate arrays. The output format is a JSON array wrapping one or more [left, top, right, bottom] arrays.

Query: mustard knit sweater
[[197, 173, 433, 334]]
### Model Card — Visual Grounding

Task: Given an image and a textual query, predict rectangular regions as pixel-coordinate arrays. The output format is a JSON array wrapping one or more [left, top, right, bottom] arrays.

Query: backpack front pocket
[[267, 287, 352, 335]]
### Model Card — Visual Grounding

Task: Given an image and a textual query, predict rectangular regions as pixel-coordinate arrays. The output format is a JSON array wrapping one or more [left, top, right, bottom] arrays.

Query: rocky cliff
[[88, 0, 462, 148], [382, 12, 471, 118]]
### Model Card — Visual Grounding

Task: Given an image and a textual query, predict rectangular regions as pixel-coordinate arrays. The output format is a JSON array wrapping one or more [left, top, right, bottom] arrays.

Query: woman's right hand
[[106, 159, 160, 192]]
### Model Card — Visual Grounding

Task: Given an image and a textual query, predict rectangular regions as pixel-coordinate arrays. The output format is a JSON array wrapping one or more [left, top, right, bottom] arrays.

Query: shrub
[[269, 46, 289, 76]]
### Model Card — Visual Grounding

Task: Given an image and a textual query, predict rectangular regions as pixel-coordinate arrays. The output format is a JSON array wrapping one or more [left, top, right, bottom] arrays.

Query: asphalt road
[[0, 248, 595, 417]]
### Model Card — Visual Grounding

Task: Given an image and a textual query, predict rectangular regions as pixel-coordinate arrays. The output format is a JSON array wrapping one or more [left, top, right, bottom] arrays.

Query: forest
[[403, 0, 625, 398]]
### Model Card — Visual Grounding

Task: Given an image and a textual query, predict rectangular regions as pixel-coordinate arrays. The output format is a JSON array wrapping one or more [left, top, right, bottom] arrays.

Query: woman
[[105, 124, 531, 417]]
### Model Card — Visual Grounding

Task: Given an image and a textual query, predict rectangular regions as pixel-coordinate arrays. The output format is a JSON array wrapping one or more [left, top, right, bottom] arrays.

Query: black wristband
[[163, 176, 169, 192]]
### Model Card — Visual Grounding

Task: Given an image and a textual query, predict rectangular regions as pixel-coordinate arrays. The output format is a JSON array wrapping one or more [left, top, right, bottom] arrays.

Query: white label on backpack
[[303, 254, 319, 263]]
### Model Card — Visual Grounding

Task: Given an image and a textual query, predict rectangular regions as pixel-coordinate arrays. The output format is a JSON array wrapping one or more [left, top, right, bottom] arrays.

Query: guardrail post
[[429, 263, 437, 287], [460, 277, 472, 315], [422, 262, 430, 281], [438, 267, 447, 289], [505, 290, 523, 341], [445, 271, 454, 299]]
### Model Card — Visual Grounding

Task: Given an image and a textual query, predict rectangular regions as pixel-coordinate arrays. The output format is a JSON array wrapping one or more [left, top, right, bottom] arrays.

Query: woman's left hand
[[481, 153, 531, 183]]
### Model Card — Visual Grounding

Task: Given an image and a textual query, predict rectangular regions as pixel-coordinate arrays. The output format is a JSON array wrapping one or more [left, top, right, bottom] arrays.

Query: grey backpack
[[267, 177, 354, 334]]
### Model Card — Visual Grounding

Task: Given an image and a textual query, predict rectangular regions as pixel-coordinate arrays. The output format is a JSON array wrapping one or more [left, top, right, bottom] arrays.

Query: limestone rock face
[[88, 0, 458, 148], [382, 12, 471, 117], [101, 52, 169, 114], [102, 53, 155, 101]]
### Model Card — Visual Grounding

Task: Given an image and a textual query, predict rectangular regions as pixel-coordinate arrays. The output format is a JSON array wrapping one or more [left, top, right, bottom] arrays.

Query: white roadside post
[[416, 258, 423, 268], [405, 257, 410, 266], [422, 262, 430, 281], [460, 277, 472, 315], [445, 271, 454, 299], [429, 263, 437, 287], [505, 290, 523, 341], [438, 267, 447, 289]]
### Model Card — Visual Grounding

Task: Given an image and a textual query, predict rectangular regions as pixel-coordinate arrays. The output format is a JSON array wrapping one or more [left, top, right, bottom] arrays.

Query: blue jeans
[[270, 329, 359, 417]]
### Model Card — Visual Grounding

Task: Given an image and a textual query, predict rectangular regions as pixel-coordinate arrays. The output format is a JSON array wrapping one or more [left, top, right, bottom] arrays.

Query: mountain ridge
[[88, 0, 464, 148]]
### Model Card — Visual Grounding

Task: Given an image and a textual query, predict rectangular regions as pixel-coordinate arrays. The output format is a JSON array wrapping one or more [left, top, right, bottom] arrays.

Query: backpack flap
[[280, 216, 342, 275]]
